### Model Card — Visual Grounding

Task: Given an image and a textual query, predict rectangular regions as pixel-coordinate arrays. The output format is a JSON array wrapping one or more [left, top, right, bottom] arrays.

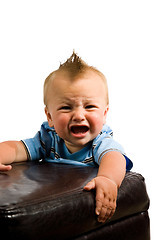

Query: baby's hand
[[84, 176, 117, 223]]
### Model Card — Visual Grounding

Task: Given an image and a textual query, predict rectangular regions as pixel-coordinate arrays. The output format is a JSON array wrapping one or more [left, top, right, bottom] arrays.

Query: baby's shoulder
[[94, 124, 113, 141], [101, 124, 113, 136]]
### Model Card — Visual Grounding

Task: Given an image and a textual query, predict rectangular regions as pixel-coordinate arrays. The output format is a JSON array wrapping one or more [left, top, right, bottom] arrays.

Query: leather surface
[[0, 160, 150, 240], [74, 211, 150, 240]]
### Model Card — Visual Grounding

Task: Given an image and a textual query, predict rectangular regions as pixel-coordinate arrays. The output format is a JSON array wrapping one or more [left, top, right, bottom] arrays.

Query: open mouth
[[70, 125, 89, 135]]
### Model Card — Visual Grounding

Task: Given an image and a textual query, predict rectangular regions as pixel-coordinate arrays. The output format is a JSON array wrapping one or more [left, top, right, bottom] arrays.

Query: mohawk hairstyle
[[58, 50, 88, 77]]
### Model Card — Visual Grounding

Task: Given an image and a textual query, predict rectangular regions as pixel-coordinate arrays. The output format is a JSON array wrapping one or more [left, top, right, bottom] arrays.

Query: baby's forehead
[[45, 69, 108, 106], [52, 74, 106, 99], [52, 69, 105, 85]]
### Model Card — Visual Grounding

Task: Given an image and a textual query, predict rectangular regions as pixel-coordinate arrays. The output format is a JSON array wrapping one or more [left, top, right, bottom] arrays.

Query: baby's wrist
[[97, 175, 118, 188]]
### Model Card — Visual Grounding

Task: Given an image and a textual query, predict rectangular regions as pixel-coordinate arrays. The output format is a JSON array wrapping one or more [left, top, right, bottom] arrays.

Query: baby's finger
[[83, 179, 95, 191], [95, 189, 104, 216], [108, 208, 116, 219], [0, 164, 12, 171], [96, 199, 103, 216], [97, 205, 107, 222]]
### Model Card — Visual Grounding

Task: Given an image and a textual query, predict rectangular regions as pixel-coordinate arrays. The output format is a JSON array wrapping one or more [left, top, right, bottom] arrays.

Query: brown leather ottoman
[[0, 160, 150, 240]]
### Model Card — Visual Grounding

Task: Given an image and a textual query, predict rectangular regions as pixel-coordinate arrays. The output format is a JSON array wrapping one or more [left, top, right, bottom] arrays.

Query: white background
[[0, 0, 159, 238]]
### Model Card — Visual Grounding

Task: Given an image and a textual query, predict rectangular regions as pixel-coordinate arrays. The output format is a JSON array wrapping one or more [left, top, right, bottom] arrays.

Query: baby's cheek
[[89, 113, 104, 132], [53, 116, 68, 135]]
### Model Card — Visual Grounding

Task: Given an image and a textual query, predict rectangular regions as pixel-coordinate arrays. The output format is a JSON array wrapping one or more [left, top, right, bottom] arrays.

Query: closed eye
[[59, 106, 71, 110], [85, 105, 97, 109]]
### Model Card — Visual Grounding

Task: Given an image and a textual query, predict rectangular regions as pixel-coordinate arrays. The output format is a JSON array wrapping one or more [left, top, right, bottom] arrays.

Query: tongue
[[71, 126, 88, 134]]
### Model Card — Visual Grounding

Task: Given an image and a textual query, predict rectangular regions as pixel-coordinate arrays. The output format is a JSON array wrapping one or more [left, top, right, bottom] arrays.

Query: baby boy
[[0, 52, 133, 223]]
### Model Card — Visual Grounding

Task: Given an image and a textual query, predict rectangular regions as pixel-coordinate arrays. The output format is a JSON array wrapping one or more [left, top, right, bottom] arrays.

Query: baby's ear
[[103, 105, 109, 124], [45, 107, 54, 127]]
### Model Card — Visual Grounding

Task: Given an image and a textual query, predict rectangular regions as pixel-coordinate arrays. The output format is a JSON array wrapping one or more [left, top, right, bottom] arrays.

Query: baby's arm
[[0, 141, 28, 171], [84, 151, 126, 223]]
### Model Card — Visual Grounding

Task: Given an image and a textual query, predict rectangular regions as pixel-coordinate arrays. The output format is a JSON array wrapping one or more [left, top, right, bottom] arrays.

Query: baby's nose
[[72, 109, 85, 122]]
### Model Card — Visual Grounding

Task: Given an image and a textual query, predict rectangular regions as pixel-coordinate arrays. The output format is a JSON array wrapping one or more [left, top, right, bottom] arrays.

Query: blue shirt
[[21, 122, 133, 171]]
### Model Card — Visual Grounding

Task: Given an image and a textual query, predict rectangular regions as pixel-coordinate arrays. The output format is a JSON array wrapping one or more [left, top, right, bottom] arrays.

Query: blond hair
[[44, 51, 109, 106]]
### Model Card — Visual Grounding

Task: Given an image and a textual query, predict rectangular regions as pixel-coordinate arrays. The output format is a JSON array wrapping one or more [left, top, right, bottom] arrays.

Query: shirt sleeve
[[93, 129, 133, 171], [21, 122, 52, 161]]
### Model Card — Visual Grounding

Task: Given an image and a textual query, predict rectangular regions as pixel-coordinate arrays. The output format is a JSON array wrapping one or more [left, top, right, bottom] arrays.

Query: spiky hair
[[58, 51, 88, 76]]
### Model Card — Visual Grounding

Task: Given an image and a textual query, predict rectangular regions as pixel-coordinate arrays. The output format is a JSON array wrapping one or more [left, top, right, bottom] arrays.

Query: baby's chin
[[64, 137, 92, 153]]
